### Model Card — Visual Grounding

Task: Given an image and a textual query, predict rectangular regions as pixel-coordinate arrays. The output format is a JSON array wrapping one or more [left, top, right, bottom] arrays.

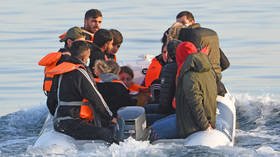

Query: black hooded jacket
[[158, 61, 177, 114], [47, 56, 113, 125]]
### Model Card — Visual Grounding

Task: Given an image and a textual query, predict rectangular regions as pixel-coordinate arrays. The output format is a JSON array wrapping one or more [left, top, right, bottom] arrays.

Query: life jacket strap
[[59, 101, 83, 106], [54, 116, 79, 123]]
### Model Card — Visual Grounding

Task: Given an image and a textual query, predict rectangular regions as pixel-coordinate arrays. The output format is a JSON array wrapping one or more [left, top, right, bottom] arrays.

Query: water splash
[[0, 93, 280, 156], [0, 103, 47, 156], [234, 93, 280, 151]]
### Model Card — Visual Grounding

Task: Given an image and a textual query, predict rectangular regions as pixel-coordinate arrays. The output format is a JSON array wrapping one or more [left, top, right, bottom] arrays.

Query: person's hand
[[111, 117, 117, 124], [206, 123, 213, 131]]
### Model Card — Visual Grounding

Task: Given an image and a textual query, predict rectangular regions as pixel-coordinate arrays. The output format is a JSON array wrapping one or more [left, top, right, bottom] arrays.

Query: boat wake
[[0, 93, 279, 157]]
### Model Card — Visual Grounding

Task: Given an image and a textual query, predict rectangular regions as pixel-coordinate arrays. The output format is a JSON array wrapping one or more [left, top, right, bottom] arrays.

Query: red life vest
[[47, 62, 94, 122]]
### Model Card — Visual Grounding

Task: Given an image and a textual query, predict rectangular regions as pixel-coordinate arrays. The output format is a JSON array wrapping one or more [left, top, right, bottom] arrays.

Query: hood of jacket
[[99, 73, 119, 82], [180, 52, 211, 74], [176, 42, 198, 76]]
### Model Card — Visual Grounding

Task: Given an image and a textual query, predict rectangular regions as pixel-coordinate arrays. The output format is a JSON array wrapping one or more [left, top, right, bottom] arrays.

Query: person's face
[[82, 49, 91, 64], [105, 40, 114, 52], [119, 72, 133, 87], [176, 16, 194, 27], [162, 45, 168, 63], [109, 43, 121, 55], [84, 16, 102, 34], [94, 68, 101, 77]]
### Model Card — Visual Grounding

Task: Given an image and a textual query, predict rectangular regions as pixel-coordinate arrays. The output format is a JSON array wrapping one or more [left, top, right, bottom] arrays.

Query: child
[[119, 66, 150, 106]]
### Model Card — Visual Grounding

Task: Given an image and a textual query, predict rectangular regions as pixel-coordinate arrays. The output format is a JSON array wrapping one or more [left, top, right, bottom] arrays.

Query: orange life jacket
[[128, 83, 148, 94], [94, 78, 102, 83], [38, 52, 62, 93], [47, 62, 94, 122], [112, 55, 117, 62], [95, 77, 127, 89], [144, 57, 163, 87]]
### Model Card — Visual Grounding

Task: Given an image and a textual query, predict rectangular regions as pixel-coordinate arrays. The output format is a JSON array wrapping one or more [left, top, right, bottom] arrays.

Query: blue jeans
[[144, 104, 166, 126], [149, 114, 178, 142]]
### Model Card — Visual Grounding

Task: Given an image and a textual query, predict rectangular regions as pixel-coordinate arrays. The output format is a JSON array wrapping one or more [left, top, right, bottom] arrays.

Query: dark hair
[[161, 28, 169, 44], [178, 28, 202, 50], [110, 29, 123, 45], [93, 29, 113, 47], [167, 39, 182, 60], [85, 9, 102, 19], [161, 42, 167, 54], [176, 11, 194, 21], [70, 41, 90, 57], [120, 66, 134, 79]]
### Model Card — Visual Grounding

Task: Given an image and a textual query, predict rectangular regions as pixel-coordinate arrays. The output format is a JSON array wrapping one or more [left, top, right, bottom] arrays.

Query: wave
[[0, 103, 47, 156], [234, 93, 280, 152], [0, 93, 279, 156]]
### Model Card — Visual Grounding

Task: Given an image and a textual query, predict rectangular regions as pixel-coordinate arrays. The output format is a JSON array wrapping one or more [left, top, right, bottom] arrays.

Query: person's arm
[[77, 70, 113, 122], [183, 76, 209, 130], [220, 48, 230, 71], [144, 58, 162, 87], [119, 84, 137, 107], [158, 64, 177, 114]]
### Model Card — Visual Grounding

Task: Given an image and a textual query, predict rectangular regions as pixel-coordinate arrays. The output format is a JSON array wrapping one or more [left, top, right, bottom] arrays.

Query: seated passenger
[[176, 41, 217, 138], [59, 26, 87, 53], [143, 43, 167, 88], [38, 26, 86, 114], [119, 66, 150, 106], [94, 60, 136, 117], [158, 39, 181, 115], [144, 39, 181, 126], [145, 22, 185, 103], [46, 41, 118, 143], [106, 29, 123, 61], [149, 41, 217, 141], [89, 29, 113, 75]]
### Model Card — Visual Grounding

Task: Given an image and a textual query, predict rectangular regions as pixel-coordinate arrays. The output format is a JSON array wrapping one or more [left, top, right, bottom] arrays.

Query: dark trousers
[[54, 119, 118, 144], [144, 104, 166, 126]]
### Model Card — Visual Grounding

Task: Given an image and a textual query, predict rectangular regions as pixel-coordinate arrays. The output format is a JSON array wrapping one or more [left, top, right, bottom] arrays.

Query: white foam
[[257, 146, 280, 157], [27, 143, 77, 156], [109, 137, 166, 157]]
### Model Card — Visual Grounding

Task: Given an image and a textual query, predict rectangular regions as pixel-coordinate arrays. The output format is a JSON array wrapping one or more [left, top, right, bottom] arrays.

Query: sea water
[[0, 0, 279, 156]]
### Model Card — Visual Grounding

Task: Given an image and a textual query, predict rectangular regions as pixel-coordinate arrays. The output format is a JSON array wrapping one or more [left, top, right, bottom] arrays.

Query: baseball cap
[[59, 26, 85, 42]]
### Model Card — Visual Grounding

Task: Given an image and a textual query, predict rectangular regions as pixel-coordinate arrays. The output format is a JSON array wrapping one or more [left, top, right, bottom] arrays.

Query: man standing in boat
[[59, 9, 103, 42], [47, 41, 119, 144], [177, 11, 230, 96]]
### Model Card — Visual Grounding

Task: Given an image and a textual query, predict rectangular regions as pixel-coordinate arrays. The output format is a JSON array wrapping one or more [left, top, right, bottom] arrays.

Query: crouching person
[[47, 40, 119, 144]]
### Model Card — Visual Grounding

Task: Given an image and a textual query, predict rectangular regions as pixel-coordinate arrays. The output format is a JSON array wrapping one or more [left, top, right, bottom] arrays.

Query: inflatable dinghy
[[152, 92, 236, 148], [34, 55, 236, 148]]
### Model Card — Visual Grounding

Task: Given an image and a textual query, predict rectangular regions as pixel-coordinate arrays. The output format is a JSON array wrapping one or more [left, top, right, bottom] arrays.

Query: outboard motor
[[117, 106, 149, 140]]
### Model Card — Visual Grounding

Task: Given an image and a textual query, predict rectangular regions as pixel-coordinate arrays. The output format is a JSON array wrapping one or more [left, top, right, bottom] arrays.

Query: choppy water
[[0, 0, 279, 156]]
